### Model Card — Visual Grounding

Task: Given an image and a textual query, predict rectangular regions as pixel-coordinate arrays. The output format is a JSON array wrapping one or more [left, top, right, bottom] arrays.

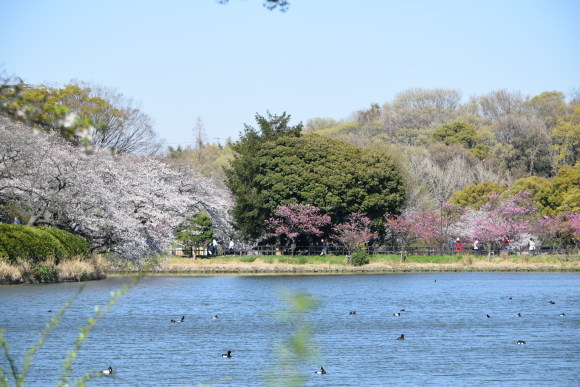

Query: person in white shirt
[[528, 238, 536, 256]]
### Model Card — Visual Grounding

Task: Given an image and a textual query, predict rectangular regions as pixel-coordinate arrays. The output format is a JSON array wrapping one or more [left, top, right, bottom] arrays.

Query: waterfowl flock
[[93, 292, 569, 381]]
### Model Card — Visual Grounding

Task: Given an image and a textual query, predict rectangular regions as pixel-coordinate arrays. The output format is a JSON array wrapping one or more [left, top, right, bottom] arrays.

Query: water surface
[[1, 273, 578, 386]]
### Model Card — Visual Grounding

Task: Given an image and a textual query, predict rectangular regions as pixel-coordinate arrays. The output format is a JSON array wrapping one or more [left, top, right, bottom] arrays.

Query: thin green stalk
[[0, 330, 18, 387], [59, 276, 141, 386], [0, 287, 83, 387], [265, 292, 319, 387]]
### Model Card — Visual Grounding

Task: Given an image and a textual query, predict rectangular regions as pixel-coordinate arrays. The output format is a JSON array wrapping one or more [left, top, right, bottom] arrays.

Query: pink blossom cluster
[[386, 192, 578, 252], [332, 212, 378, 252], [265, 203, 331, 241]]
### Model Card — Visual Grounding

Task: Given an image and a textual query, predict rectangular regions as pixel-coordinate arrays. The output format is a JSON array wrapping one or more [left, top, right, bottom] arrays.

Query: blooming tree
[[538, 211, 580, 250], [0, 115, 229, 262], [332, 212, 377, 254], [265, 203, 331, 252], [571, 212, 580, 240], [456, 192, 541, 259]]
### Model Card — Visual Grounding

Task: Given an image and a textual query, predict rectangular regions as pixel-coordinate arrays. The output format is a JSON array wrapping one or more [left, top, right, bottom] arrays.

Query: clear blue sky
[[1, 0, 579, 147]]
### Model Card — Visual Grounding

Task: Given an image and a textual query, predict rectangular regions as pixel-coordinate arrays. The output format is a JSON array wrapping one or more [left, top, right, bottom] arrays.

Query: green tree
[[3, 82, 161, 154], [236, 134, 405, 239], [432, 121, 477, 148], [548, 166, 580, 214], [224, 112, 302, 239], [528, 90, 568, 130], [449, 181, 507, 209], [551, 105, 580, 168], [176, 211, 214, 247], [506, 176, 553, 214]]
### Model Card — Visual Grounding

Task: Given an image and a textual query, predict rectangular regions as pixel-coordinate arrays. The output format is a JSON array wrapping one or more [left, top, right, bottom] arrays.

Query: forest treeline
[[1, 74, 578, 261]]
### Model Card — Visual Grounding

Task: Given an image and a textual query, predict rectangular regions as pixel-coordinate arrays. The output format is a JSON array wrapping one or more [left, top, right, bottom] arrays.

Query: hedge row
[[0, 224, 90, 264]]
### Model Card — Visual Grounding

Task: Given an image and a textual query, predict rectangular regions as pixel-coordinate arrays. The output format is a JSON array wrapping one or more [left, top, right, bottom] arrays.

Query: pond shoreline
[[3, 257, 579, 284], [108, 261, 580, 276]]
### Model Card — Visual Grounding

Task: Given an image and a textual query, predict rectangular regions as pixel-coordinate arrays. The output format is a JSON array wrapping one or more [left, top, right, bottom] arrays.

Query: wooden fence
[[171, 244, 578, 257]]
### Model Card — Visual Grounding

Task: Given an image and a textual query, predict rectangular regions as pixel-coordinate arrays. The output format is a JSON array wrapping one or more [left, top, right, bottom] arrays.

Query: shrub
[[240, 256, 256, 263], [349, 251, 370, 266], [0, 224, 89, 265], [43, 227, 90, 258], [34, 263, 59, 283]]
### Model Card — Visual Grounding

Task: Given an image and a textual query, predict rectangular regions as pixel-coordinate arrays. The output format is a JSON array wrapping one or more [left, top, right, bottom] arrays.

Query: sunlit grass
[[159, 252, 579, 272], [0, 256, 105, 284]]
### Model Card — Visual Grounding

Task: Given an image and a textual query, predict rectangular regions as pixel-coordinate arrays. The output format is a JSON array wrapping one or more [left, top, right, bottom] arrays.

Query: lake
[[1, 273, 579, 386]]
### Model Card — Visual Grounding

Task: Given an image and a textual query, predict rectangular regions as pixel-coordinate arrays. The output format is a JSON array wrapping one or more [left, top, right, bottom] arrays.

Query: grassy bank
[[108, 253, 580, 275], [0, 255, 106, 284]]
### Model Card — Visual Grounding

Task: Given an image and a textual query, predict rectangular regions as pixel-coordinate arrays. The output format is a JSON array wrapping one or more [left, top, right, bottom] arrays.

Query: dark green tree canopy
[[225, 112, 303, 239], [226, 125, 405, 239], [176, 211, 214, 247]]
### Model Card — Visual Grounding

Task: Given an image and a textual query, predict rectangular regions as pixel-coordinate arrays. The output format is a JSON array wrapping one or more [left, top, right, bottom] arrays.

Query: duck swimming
[[179, 316, 185, 322], [486, 314, 491, 318], [212, 315, 219, 319], [101, 366, 113, 374], [516, 313, 522, 317], [397, 334, 405, 340], [559, 313, 566, 317], [393, 313, 401, 317], [222, 351, 232, 358], [517, 340, 526, 345], [349, 311, 356, 315], [315, 367, 326, 374]]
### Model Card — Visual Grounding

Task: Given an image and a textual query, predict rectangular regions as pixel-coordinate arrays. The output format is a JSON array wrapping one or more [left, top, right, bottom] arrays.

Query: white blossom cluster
[[0, 115, 232, 261]]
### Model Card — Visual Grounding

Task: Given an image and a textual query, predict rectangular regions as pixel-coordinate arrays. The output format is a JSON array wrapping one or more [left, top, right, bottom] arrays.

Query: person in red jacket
[[503, 236, 510, 254], [454, 238, 463, 253]]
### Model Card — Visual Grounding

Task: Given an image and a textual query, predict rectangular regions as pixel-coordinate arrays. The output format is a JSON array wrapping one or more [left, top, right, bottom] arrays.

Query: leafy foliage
[[0, 224, 89, 265], [551, 105, 580, 167], [225, 111, 303, 239], [349, 251, 370, 266], [176, 211, 214, 247], [255, 135, 405, 233], [433, 121, 477, 148], [1, 81, 162, 154], [450, 181, 508, 209]]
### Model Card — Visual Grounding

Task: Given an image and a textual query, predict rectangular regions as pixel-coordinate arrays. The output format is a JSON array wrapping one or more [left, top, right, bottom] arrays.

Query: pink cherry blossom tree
[[457, 192, 541, 260], [332, 212, 377, 254], [539, 211, 580, 250], [265, 203, 331, 254], [385, 209, 448, 260]]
